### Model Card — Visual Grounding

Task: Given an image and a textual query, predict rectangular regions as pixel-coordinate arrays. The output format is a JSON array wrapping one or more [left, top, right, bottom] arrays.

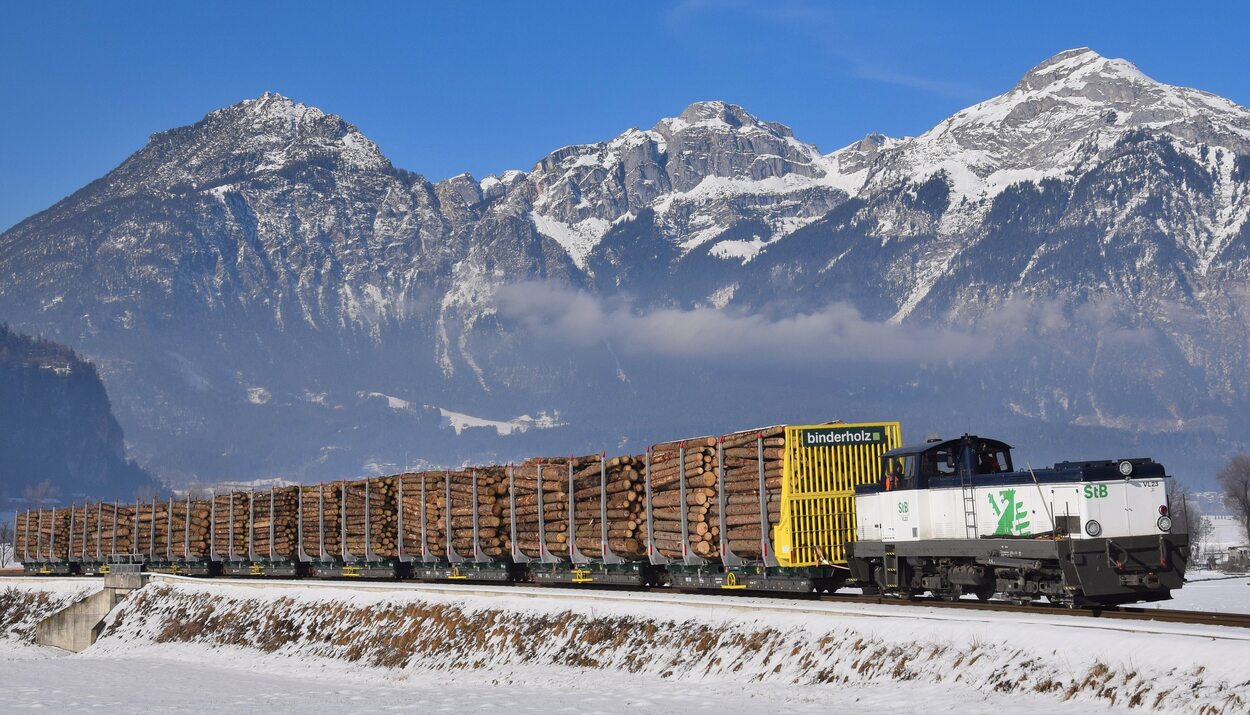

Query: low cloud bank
[[491, 281, 1142, 370]]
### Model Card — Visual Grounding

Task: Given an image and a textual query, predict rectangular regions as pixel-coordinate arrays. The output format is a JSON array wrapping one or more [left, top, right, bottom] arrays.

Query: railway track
[[6, 571, 1249, 631], [495, 580, 1250, 631]]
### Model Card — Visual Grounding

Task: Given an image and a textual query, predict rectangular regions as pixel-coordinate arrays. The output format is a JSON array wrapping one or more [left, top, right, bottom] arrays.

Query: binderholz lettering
[[805, 430, 873, 445]]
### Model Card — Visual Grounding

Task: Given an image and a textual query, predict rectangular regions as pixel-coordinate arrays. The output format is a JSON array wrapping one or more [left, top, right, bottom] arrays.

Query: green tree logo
[[988, 488, 1031, 536]]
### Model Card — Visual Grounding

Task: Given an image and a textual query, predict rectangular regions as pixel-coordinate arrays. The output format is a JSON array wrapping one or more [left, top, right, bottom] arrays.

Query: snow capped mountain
[[853, 48, 1250, 202], [0, 49, 1246, 486], [520, 100, 850, 269]]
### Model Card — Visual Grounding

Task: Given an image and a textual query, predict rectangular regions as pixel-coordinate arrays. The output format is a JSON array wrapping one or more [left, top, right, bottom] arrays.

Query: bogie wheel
[[973, 586, 995, 602]]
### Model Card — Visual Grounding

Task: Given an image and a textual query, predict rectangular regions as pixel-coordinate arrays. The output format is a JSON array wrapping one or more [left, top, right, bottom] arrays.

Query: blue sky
[[2, 1, 1249, 231]]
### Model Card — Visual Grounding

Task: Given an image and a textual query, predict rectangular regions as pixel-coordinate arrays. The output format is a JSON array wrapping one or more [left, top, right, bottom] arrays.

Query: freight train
[[12, 422, 1189, 607]]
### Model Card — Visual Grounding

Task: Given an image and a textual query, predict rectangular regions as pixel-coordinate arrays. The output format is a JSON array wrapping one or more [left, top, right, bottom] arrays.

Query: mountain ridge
[[1, 48, 1246, 486]]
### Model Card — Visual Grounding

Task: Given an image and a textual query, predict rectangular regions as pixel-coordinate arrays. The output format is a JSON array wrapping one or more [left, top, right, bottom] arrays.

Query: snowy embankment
[[0, 578, 96, 659], [4, 577, 1250, 713]]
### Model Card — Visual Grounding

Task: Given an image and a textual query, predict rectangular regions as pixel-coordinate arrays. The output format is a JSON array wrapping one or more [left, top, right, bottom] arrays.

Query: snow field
[[0, 578, 99, 658], [28, 578, 1250, 712], [3, 576, 1250, 712]]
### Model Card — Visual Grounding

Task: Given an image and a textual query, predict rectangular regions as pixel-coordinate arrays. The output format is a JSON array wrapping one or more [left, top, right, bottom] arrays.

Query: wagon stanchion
[[341, 482, 354, 563], [508, 464, 529, 564], [317, 483, 326, 561], [758, 433, 780, 568], [645, 448, 669, 566], [268, 488, 276, 562], [247, 491, 257, 563], [419, 474, 431, 563], [182, 492, 191, 563], [165, 494, 173, 562], [599, 453, 623, 565], [50, 506, 59, 563], [81, 502, 90, 563], [296, 485, 311, 564], [444, 472, 464, 564], [146, 497, 155, 564], [36, 509, 44, 563], [23, 509, 31, 564], [717, 437, 745, 568], [209, 491, 217, 562], [568, 459, 590, 565]]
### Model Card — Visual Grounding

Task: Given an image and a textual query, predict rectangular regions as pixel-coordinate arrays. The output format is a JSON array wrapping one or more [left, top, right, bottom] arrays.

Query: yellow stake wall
[[774, 421, 902, 567]]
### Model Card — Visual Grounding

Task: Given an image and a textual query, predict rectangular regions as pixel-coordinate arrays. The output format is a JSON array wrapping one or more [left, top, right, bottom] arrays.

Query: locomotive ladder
[[960, 469, 978, 539]]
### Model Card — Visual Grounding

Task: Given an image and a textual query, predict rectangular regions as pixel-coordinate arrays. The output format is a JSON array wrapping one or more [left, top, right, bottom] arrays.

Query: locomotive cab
[[879, 435, 1014, 491]]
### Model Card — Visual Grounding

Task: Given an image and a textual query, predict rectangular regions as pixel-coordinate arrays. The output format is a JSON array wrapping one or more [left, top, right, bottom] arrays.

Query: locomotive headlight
[[1157, 515, 1173, 532], [1118, 460, 1134, 476], [1085, 519, 1103, 537]]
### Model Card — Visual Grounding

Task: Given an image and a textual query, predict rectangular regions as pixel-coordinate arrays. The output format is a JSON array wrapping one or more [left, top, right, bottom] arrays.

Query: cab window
[[921, 448, 956, 477], [977, 448, 1012, 474]]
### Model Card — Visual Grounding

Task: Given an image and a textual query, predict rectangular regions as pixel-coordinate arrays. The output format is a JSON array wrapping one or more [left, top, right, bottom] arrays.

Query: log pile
[[647, 439, 720, 560], [100, 503, 135, 556], [134, 501, 157, 558], [419, 472, 448, 558], [512, 457, 586, 559], [211, 492, 248, 558], [68, 506, 89, 559], [34, 509, 71, 560], [251, 487, 300, 559], [339, 479, 397, 558], [398, 475, 422, 557], [150, 500, 178, 559], [718, 426, 785, 559], [446, 467, 509, 559], [300, 483, 343, 558], [13, 511, 29, 559], [365, 477, 400, 558], [172, 499, 213, 559], [82, 504, 103, 559], [571, 454, 647, 558]]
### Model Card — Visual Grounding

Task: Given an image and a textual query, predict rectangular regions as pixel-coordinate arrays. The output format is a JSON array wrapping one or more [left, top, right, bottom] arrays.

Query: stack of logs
[[211, 492, 249, 558], [14, 511, 29, 558], [512, 457, 586, 558], [300, 483, 343, 558], [174, 498, 213, 559], [647, 439, 720, 559], [12, 423, 796, 566], [68, 505, 91, 559], [42, 509, 71, 560], [447, 467, 510, 559], [99, 503, 135, 556], [249, 486, 300, 559], [134, 501, 156, 557], [718, 426, 785, 559], [571, 454, 647, 558], [398, 474, 422, 557], [341, 478, 398, 558], [419, 472, 448, 557]]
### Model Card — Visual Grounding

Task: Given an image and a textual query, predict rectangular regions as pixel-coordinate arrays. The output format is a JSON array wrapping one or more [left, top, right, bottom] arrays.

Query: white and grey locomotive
[[849, 435, 1188, 606]]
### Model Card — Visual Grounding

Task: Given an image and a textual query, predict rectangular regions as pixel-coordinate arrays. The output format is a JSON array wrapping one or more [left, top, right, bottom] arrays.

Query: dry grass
[[93, 583, 1246, 714], [0, 586, 89, 643]]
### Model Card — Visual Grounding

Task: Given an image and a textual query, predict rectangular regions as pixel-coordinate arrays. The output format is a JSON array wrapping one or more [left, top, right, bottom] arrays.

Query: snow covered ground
[[0, 655, 1131, 714], [3, 577, 1249, 713], [1141, 570, 1250, 614]]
